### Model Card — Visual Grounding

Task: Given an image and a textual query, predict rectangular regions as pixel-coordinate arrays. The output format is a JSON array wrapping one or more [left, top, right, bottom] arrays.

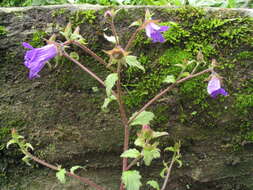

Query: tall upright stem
[[116, 61, 130, 190], [110, 18, 120, 46]]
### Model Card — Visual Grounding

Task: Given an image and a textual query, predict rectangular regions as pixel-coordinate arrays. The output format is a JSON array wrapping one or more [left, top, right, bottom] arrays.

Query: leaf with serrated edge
[[122, 170, 142, 190], [105, 73, 118, 96], [56, 169, 67, 184], [125, 56, 145, 72], [130, 111, 154, 126], [120, 149, 141, 158], [147, 180, 160, 190], [142, 148, 160, 166]]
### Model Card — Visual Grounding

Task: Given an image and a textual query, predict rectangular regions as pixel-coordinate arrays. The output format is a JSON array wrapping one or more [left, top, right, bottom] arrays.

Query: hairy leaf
[[105, 73, 118, 96], [56, 168, 67, 184], [125, 56, 145, 72], [121, 148, 141, 158], [142, 148, 160, 166], [122, 170, 142, 190], [130, 111, 154, 126]]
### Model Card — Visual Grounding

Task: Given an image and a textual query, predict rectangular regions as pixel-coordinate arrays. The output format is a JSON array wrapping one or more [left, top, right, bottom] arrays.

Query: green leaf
[[176, 159, 183, 168], [134, 138, 145, 147], [129, 19, 142, 27], [147, 180, 160, 190], [25, 143, 34, 151], [69, 52, 79, 61], [152, 131, 168, 139], [130, 111, 155, 126], [101, 95, 117, 112], [105, 73, 118, 96], [70, 166, 85, 174], [6, 139, 16, 149], [164, 146, 175, 152], [180, 72, 190, 78], [122, 170, 142, 190], [142, 148, 160, 166], [56, 168, 67, 184], [120, 149, 141, 158], [163, 75, 176, 84], [22, 155, 31, 166], [125, 56, 145, 72]]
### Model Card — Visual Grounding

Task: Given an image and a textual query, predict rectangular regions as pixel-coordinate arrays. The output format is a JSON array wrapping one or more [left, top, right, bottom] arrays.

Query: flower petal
[[23, 44, 57, 80], [145, 23, 153, 38], [22, 42, 34, 49], [159, 26, 169, 32], [207, 75, 221, 95], [151, 32, 165, 43], [211, 88, 228, 98]]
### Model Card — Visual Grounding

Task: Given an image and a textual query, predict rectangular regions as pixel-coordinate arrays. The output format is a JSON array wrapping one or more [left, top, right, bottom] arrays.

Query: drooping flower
[[23, 42, 58, 79], [207, 75, 228, 98], [145, 22, 169, 43]]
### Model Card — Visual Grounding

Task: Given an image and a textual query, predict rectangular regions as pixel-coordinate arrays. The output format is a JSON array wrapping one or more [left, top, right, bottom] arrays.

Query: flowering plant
[[8, 9, 228, 190]]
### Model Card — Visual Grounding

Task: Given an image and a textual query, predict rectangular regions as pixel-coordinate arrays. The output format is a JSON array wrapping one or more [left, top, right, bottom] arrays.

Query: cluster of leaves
[[0, 0, 252, 7]]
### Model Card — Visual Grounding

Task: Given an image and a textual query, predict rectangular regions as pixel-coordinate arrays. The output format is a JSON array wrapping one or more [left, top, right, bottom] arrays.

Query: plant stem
[[160, 154, 176, 190], [116, 62, 130, 190], [24, 151, 106, 190], [125, 26, 142, 51], [128, 68, 212, 125], [126, 155, 142, 170], [110, 18, 120, 45], [62, 51, 105, 87], [71, 41, 115, 71]]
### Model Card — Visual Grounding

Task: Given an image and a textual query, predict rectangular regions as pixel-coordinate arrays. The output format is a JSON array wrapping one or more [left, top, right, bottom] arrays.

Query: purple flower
[[145, 22, 169, 43], [207, 75, 228, 98], [23, 42, 58, 79]]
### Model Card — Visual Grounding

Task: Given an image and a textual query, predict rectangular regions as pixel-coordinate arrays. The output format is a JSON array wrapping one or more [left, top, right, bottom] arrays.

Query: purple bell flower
[[23, 42, 58, 79], [145, 22, 169, 43], [207, 75, 228, 98]]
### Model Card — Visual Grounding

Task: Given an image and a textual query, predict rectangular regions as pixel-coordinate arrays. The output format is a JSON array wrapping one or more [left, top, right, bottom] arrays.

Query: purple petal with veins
[[23, 43, 57, 79]]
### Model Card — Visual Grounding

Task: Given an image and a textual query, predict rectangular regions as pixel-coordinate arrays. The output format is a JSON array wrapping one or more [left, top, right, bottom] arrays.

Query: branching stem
[[24, 151, 106, 190], [128, 68, 212, 125]]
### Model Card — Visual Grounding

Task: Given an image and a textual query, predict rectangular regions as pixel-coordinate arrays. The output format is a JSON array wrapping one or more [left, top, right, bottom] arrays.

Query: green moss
[[30, 30, 47, 47], [51, 8, 67, 17], [70, 10, 97, 27], [0, 26, 7, 36]]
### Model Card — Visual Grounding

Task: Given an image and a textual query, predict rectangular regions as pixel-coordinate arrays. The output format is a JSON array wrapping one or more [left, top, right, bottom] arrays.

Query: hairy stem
[[24, 151, 106, 190], [125, 26, 142, 51], [62, 51, 105, 87], [128, 68, 212, 125], [116, 62, 129, 190], [110, 18, 120, 45], [71, 41, 116, 72]]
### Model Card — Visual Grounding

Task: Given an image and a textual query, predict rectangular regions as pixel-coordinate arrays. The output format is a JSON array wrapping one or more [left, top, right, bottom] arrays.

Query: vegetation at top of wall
[[0, 0, 252, 7]]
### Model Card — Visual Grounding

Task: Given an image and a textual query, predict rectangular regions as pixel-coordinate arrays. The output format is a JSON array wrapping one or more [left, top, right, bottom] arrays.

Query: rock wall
[[0, 5, 253, 190]]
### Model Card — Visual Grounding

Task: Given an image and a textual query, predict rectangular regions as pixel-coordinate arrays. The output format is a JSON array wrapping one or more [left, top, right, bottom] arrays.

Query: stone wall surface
[[0, 5, 253, 190]]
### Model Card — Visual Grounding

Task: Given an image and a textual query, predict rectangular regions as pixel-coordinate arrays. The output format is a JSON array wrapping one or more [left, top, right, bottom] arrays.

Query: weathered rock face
[[0, 5, 252, 190]]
